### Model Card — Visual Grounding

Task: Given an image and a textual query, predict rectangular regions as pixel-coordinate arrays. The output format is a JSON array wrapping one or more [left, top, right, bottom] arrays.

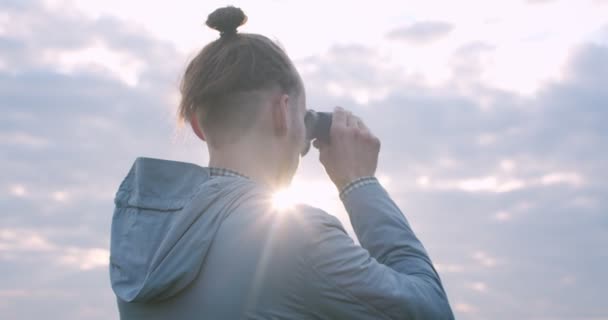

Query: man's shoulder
[[233, 195, 349, 250], [290, 204, 347, 236]]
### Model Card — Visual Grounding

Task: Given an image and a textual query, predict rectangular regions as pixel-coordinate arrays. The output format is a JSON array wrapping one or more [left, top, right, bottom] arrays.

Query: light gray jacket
[[110, 157, 454, 319]]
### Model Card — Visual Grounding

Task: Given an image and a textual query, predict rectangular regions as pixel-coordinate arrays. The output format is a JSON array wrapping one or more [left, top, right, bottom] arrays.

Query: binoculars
[[302, 110, 332, 156]]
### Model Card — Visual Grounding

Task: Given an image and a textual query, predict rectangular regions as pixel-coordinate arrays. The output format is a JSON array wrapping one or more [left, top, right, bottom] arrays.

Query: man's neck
[[207, 144, 284, 190]]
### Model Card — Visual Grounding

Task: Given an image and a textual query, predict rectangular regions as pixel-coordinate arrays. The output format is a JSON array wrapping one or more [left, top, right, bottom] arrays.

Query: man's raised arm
[[303, 107, 454, 319]]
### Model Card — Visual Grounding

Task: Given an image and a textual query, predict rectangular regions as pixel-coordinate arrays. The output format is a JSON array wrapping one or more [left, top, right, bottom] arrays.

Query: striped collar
[[208, 167, 249, 180]]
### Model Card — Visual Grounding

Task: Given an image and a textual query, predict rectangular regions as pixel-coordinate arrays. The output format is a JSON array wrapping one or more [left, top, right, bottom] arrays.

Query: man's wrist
[[339, 176, 379, 201]]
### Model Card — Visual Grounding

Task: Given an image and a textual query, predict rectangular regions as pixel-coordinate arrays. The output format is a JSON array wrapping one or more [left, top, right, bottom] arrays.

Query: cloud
[[0, 2, 194, 318], [0, 0, 179, 87], [450, 42, 496, 82], [0, 228, 109, 270], [387, 21, 454, 44], [2, 0, 607, 320], [454, 302, 478, 314], [296, 36, 608, 319]]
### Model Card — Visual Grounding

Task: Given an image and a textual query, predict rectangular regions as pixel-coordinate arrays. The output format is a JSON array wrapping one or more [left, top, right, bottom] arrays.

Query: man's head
[[178, 6, 307, 188]]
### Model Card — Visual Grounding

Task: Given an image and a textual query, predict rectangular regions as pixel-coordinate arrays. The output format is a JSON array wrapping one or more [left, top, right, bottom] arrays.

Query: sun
[[270, 178, 341, 213], [272, 188, 298, 210]]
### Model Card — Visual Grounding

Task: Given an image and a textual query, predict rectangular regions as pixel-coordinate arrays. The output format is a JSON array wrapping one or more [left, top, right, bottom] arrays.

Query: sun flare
[[270, 178, 342, 214], [272, 188, 298, 210]]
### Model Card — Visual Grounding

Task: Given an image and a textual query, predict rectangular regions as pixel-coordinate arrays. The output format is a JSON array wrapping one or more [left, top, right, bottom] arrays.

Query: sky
[[1, 0, 607, 319]]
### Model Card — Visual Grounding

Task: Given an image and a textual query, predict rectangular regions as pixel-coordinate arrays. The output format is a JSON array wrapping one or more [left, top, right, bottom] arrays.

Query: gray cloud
[[387, 21, 454, 44], [1, 3, 192, 318], [297, 40, 608, 319], [450, 42, 496, 80]]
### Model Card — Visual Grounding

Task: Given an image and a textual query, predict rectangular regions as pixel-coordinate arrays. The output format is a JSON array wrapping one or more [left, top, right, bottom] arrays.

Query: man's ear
[[190, 115, 206, 141], [271, 93, 290, 136]]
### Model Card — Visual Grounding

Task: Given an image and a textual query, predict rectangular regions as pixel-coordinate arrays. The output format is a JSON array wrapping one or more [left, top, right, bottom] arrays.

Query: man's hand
[[313, 107, 381, 191]]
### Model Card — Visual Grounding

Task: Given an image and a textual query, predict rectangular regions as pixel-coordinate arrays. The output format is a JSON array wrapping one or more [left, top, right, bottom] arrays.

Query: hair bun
[[206, 6, 247, 37]]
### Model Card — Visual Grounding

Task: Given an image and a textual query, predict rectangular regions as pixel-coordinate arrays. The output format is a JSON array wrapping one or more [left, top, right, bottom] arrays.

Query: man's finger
[[354, 116, 370, 132], [332, 106, 347, 128], [345, 111, 355, 128]]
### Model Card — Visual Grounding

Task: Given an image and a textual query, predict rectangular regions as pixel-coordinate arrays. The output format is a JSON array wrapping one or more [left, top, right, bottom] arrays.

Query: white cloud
[[416, 176, 430, 188], [540, 172, 584, 187], [51, 191, 69, 202], [467, 281, 488, 293], [408, 170, 586, 193], [472, 250, 498, 268], [57, 0, 608, 95], [0, 229, 56, 252], [43, 41, 145, 87], [494, 211, 512, 222], [9, 184, 27, 197], [0, 228, 109, 270], [454, 302, 478, 313], [454, 176, 525, 193], [58, 247, 109, 270], [500, 159, 516, 172], [0, 12, 9, 36], [0, 132, 51, 149]]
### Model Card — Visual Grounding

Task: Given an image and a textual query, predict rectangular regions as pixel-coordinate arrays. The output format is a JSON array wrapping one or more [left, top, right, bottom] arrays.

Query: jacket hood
[[109, 157, 263, 303]]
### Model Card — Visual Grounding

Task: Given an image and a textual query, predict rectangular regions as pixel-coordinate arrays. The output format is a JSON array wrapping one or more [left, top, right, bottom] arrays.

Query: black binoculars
[[302, 110, 332, 156]]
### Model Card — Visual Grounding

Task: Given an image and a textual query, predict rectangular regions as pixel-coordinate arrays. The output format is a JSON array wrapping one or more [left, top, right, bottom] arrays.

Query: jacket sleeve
[[303, 180, 454, 320]]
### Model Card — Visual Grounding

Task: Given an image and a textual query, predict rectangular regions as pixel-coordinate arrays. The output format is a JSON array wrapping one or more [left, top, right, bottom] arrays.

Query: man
[[109, 6, 454, 319]]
